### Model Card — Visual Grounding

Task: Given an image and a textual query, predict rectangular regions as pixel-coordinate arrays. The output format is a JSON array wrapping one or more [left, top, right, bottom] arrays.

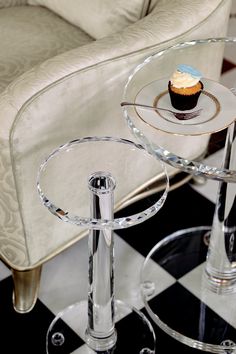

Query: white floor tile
[[0, 260, 11, 281], [39, 236, 88, 314], [179, 263, 236, 329], [191, 149, 224, 204], [221, 68, 236, 89], [230, 1, 236, 14], [227, 17, 236, 37], [39, 233, 174, 315]]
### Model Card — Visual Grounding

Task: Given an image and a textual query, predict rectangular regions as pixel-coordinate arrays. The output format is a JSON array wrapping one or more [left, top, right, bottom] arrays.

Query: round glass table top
[[37, 136, 169, 230], [122, 37, 236, 183]]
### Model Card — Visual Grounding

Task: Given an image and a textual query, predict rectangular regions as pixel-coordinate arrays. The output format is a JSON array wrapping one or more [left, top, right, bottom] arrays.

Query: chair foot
[[12, 266, 42, 313]]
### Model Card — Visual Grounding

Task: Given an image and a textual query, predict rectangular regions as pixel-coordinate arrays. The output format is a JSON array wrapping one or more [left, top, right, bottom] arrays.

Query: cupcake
[[168, 64, 203, 111]]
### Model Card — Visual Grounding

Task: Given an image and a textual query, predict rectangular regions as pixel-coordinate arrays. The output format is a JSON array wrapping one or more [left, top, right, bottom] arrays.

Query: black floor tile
[[115, 183, 215, 257]]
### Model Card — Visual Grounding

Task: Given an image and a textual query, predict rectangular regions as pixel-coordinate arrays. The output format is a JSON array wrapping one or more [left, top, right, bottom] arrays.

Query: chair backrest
[[28, 0, 151, 39]]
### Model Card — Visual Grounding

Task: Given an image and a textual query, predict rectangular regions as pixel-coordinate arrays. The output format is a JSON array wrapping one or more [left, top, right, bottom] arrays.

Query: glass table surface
[[122, 37, 236, 183]]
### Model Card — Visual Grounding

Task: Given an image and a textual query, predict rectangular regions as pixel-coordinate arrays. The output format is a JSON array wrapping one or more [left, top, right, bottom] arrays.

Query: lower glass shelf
[[46, 299, 156, 353], [140, 226, 236, 354]]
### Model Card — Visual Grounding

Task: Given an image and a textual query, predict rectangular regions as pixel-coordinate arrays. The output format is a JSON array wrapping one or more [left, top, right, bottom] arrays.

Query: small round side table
[[122, 37, 236, 353], [37, 136, 169, 353]]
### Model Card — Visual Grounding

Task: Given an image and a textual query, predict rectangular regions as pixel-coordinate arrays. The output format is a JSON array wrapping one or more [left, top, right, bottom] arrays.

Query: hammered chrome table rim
[[123, 37, 236, 183], [37, 136, 169, 230]]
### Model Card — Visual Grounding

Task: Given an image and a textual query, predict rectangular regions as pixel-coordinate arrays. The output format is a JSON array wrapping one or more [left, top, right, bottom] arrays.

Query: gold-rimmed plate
[[134, 78, 236, 136]]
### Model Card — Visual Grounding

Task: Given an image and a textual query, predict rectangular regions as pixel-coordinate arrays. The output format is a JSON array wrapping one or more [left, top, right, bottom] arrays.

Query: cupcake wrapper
[[168, 81, 204, 111]]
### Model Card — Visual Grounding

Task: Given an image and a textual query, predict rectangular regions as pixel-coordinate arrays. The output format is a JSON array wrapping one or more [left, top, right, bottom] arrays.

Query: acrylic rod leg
[[205, 122, 236, 292], [85, 171, 117, 351]]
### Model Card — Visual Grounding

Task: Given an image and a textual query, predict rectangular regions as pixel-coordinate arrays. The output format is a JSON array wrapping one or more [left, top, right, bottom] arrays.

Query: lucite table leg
[[45, 170, 157, 353], [85, 172, 117, 350], [46, 171, 157, 353], [205, 122, 236, 293], [140, 122, 236, 352], [37, 136, 169, 353]]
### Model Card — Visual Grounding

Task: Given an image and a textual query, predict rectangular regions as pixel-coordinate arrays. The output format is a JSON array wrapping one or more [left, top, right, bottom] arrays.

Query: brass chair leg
[[12, 266, 42, 313]]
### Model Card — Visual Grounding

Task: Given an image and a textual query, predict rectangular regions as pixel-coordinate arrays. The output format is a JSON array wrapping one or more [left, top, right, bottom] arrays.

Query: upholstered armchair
[[0, 0, 231, 313]]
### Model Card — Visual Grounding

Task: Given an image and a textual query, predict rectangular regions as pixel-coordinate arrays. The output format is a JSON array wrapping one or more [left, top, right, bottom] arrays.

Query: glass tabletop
[[37, 136, 169, 230], [122, 37, 236, 183]]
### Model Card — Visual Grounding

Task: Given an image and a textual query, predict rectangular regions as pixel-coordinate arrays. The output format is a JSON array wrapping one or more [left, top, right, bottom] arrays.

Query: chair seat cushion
[[0, 5, 93, 93], [28, 0, 151, 39]]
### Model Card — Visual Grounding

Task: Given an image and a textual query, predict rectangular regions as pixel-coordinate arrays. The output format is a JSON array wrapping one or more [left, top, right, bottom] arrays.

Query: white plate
[[134, 78, 236, 136]]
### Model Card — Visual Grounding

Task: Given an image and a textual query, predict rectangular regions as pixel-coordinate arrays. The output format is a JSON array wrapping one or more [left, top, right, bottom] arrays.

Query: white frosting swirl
[[170, 70, 200, 88]]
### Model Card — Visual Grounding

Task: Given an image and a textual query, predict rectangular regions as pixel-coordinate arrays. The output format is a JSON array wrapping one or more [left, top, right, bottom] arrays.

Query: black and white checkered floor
[[0, 155, 226, 354], [1, 5, 236, 354], [0, 165, 219, 354]]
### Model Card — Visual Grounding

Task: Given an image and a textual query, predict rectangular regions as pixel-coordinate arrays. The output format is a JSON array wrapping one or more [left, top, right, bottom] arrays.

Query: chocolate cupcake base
[[168, 81, 203, 111]]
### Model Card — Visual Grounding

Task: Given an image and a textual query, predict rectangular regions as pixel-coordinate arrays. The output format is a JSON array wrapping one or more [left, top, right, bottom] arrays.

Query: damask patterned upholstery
[[0, 6, 93, 93], [0, 0, 232, 313], [28, 0, 151, 39], [0, 0, 27, 7]]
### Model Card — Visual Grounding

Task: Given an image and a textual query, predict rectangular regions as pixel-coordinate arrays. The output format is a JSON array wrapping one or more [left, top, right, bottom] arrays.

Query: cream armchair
[[0, 0, 231, 313]]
